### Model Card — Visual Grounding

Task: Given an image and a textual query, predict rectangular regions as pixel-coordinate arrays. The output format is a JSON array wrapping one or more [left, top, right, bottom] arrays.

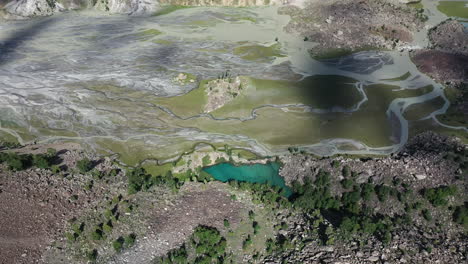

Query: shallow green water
[[437, 1, 468, 19], [203, 162, 292, 197]]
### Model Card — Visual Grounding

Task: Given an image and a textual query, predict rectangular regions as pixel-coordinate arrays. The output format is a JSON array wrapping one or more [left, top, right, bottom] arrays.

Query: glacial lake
[[203, 162, 292, 197]]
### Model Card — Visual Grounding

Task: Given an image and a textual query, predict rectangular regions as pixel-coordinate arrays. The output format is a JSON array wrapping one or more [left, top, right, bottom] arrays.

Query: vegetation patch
[[381, 71, 411, 82], [437, 1, 468, 19], [134, 29, 163, 41], [436, 85, 468, 127], [154, 225, 228, 263], [233, 43, 285, 61], [152, 5, 193, 16], [403, 96, 446, 121]]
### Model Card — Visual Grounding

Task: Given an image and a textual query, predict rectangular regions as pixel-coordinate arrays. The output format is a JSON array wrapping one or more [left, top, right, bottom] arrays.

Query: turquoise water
[[203, 162, 292, 197]]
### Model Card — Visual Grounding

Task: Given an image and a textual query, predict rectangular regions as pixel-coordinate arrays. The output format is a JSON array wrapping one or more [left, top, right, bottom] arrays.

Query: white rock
[[414, 174, 427, 180]]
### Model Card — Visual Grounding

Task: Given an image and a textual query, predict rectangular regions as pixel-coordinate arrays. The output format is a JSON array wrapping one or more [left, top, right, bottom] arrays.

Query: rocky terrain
[[0, 145, 125, 264], [273, 132, 467, 263], [0, 0, 275, 19], [0, 0, 467, 263], [204, 75, 244, 113], [1, 131, 466, 263], [411, 19, 468, 87], [279, 0, 425, 58]]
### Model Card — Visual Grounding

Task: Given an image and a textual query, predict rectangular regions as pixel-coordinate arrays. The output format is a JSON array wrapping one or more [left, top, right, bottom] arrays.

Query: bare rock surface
[[0, 148, 123, 264], [279, 0, 425, 58], [411, 20, 468, 86]]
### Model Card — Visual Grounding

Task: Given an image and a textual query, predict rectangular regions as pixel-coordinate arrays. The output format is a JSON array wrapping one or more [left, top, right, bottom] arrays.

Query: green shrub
[[0, 153, 32, 171], [91, 229, 103, 240], [341, 179, 354, 189], [72, 222, 84, 235], [242, 235, 252, 249], [375, 185, 392, 202], [331, 160, 340, 168], [342, 165, 351, 178], [112, 237, 124, 252], [191, 226, 226, 261], [103, 221, 113, 233], [33, 154, 51, 169], [65, 232, 77, 242], [86, 249, 98, 262], [0, 141, 21, 150], [156, 246, 188, 264], [223, 219, 230, 228], [453, 203, 468, 229], [77, 158, 93, 173], [248, 210, 255, 221], [422, 185, 457, 206], [360, 183, 375, 201], [124, 233, 136, 247], [51, 165, 61, 173], [202, 155, 211, 166], [253, 221, 260, 234], [422, 209, 432, 221]]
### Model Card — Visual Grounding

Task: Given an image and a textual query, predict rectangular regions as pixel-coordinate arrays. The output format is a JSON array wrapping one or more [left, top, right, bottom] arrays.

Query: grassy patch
[[134, 29, 163, 41], [409, 119, 468, 143], [381, 72, 411, 82], [233, 43, 285, 61], [407, 1, 423, 9], [142, 162, 174, 177], [0, 131, 20, 144], [153, 80, 209, 117], [152, 39, 174, 45], [152, 5, 193, 16], [437, 1, 468, 18], [403, 96, 446, 121], [231, 149, 258, 160], [226, 208, 274, 262], [210, 75, 363, 118], [436, 86, 468, 127], [172, 84, 434, 148]]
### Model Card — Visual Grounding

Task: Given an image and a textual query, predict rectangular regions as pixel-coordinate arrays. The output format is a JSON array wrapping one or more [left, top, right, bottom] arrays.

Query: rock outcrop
[[158, 0, 271, 6], [3, 0, 60, 18], [1, 0, 273, 18], [411, 20, 468, 86], [2, 0, 159, 17], [279, 0, 426, 59]]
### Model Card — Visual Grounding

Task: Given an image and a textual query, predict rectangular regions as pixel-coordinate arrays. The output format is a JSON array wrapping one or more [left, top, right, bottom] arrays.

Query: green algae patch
[[231, 149, 258, 160], [381, 72, 411, 82], [407, 1, 423, 9], [410, 119, 468, 144], [135, 29, 163, 41], [171, 83, 434, 148], [403, 96, 446, 121], [437, 1, 468, 18], [143, 162, 174, 177], [0, 131, 20, 144], [152, 39, 174, 45], [186, 19, 219, 27], [210, 75, 363, 118], [153, 80, 209, 117], [233, 43, 285, 61], [152, 5, 193, 16], [195, 48, 230, 53], [95, 138, 199, 166], [436, 86, 468, 127]]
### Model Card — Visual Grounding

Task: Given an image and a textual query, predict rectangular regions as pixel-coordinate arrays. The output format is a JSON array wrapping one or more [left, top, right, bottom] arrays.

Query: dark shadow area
[[0, 16, 58, 66]]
